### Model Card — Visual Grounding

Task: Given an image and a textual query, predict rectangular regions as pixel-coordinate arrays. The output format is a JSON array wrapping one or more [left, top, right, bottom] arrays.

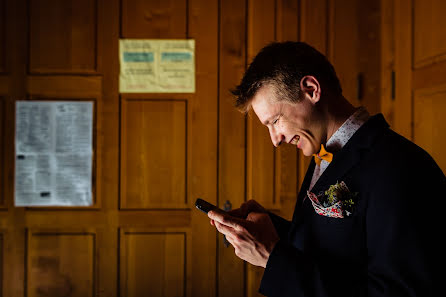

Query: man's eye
[[273, 117, 280, 124]]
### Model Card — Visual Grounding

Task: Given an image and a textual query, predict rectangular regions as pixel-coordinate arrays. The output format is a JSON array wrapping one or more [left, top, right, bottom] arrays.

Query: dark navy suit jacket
[[259, 114, 446, 297]]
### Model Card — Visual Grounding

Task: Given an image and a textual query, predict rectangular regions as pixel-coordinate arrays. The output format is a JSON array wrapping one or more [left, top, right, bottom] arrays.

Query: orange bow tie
[[313, 144, 333, 165]]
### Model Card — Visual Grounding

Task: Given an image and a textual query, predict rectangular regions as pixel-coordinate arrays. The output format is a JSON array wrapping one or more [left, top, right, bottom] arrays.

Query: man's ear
[[300, 76, 321, 104]]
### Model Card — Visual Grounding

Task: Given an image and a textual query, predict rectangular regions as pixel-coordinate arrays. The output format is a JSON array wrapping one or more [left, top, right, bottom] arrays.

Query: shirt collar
[[325, 106, 370, 153]]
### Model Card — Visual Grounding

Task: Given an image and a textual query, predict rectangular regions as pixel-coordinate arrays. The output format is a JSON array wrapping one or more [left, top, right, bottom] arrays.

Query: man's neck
[[324, 96, 356, 143]]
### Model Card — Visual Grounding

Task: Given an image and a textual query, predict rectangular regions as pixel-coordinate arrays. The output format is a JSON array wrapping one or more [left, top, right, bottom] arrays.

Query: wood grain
[[121, 0, 187, 38], [120, 228, 190, 297], [0, 0, 5, 73], [2, 0, 430, 296], [413, 0, 446, 68], [413, 84, 446, 173], [218, 0, 247, 295], [29, 0, 97, 73], [120, 99, 187, 209], [26, 230, 96, 297]]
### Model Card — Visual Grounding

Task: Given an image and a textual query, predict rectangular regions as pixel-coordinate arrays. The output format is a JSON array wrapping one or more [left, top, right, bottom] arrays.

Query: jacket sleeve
[[259, 239, 309, 297], [268, 212, 291, 240], [261, 213, 311, 296]]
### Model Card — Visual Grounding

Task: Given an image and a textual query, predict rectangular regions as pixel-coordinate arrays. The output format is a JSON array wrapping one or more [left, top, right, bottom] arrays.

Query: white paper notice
[[15, 101, 93, 206], [119, 39, 195, 93]]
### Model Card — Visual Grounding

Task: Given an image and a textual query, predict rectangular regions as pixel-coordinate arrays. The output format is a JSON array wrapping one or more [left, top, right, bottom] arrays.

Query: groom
[[208, 42, 446, 297]]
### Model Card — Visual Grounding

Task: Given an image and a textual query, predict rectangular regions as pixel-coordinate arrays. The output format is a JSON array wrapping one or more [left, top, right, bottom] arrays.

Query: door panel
[[29, 0, 97, 73], [26, 230, 96, 297], [413, 0, 446, 68], [394, 0, 446, 174], [120, 99, 187, 209], [414, 85, 446, 172], [119, 228, 191, 297]]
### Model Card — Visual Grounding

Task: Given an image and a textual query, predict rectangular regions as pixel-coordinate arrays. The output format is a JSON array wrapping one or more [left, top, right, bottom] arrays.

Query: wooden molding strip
[[27, 75, 102, 98]]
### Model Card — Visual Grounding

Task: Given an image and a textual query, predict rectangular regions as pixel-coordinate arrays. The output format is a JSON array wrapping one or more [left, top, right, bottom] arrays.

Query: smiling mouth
[[290, 135, 300, 145]]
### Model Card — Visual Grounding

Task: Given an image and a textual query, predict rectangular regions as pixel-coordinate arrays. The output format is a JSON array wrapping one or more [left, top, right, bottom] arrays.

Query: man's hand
[[209, 199, 265, 227], [208, 210, 279, 268], [227, 199, 266, 219]]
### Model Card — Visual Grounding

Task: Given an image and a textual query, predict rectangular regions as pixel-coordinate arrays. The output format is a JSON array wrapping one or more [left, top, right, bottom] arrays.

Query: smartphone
[[196, 198, 231, 248], [195, 198, 225, 214]]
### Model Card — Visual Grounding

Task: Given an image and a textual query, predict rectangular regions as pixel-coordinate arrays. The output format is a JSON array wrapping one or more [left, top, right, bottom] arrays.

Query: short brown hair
[[232, 41, 342, 112]]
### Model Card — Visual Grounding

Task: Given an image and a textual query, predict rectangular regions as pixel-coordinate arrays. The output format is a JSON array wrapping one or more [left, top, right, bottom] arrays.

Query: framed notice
[[119, 39, 195, 93], [15, 101, 93, 206]]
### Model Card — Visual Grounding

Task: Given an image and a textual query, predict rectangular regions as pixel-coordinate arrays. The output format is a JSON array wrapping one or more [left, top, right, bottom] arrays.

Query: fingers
[[227, 208, 246, 218], [214, 222, 247, 248], [214, 220, 236, 237], [208, 210, 246, 232], [226, 200, 265, 219]]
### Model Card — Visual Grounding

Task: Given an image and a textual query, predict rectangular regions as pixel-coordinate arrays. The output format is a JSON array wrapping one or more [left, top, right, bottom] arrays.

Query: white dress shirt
[[309, 107, 370, 191]]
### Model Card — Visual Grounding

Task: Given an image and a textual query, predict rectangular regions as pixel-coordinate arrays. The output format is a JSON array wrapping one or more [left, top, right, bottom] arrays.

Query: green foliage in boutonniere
[[319, 181, 358, 216]]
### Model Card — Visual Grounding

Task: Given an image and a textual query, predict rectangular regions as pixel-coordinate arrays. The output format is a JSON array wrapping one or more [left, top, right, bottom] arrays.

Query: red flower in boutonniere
[[307, 181, 358, 218]]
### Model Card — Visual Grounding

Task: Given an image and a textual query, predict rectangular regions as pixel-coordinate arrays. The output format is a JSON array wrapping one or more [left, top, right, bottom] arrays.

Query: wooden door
[[383, 0, 446, 174], [1, 0, 218, 296], [0, 0, 369, 296]]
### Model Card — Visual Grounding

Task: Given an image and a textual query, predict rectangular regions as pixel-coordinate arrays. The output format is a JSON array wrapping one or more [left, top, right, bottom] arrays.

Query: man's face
[[251, 85, 324, 156]]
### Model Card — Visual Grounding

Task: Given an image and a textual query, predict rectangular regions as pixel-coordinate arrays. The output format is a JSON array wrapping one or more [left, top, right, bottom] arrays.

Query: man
[[208, 42, 446, 297]]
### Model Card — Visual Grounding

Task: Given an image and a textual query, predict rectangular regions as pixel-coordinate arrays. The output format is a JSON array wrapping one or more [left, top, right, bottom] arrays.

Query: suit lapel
[[298, 160, 316, 205], [310, 143, 362, 195], [310, 114, 389, 195], [291, 159, 315, 222]]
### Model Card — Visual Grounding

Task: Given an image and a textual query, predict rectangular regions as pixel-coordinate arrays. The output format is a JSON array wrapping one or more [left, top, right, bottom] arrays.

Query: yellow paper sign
[[119, 39, 195, 93]]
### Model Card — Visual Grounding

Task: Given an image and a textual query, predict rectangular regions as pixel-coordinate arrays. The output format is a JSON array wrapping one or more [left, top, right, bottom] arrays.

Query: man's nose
[[269, 128, 284, 147]]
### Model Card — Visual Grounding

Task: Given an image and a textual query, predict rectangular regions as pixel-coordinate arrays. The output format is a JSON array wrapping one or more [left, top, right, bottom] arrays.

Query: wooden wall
[[3, 0, 437, 296], [381, 0, 446, 174]]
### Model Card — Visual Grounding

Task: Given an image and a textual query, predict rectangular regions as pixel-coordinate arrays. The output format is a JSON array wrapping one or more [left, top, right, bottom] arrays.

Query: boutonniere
[[307, 181, 358, 218]]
